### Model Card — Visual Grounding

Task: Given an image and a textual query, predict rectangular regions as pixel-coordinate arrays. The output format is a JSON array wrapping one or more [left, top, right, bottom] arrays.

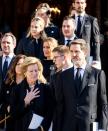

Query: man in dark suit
[[73, 0, 101, 68], [59, 16, 77, 46], [54, 39, 107, 131], [0, 32, 16, 91]]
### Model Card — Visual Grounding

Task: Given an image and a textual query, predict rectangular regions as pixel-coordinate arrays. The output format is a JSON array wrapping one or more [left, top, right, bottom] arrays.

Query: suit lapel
[[69, 67, 77, 95], [72, 14, 89, 36], [8, 55, 15, 69], [80, 14, 89, 35], [79, 65, 92, 95]]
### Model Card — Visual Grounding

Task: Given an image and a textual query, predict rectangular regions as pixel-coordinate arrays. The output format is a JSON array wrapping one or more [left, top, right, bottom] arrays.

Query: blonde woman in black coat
[[11, 57, 53, 131]]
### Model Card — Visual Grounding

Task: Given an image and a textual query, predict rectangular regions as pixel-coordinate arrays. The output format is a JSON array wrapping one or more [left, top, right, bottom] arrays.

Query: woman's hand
[[24, 88, 40, 106]]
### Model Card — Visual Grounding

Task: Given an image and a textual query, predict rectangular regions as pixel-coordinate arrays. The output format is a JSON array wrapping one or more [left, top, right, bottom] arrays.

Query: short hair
[[1, 32, 16, 45], [70, 39, 88, 51], [53, 45, 70, 55], [62, 16, 76, 28], [22, 57, 47, 84]]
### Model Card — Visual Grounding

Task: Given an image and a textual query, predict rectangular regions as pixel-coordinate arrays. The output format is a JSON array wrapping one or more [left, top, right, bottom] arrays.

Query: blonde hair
[[22, 57, 47, 84], [43, 37, 58, 50], [53, 45, 70, 55], [36, 3, 50, 10], [26, 17, 47, 39]]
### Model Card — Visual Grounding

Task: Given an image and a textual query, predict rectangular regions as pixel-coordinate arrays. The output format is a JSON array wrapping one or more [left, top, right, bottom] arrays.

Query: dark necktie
[[75, 68, 82, 93], [2, 56, 9, 80], [76, 15, 81, 38], [66, 40, 71, 46]]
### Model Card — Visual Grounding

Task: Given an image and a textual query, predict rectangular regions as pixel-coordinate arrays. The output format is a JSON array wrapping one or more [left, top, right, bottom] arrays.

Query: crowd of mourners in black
[[0, 1, 108, 131]]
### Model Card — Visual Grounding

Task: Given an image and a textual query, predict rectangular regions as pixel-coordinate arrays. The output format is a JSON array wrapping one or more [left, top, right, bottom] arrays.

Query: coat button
[[6, 90, 9, 94]]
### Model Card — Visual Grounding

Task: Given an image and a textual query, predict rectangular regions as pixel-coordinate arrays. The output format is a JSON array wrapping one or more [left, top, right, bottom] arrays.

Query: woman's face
[[15, 58, 24, 75], [36, 8, 48, 24], [30, 20, 44, 38], [25, 64, 39, 85], [43, 41, 52, 58]]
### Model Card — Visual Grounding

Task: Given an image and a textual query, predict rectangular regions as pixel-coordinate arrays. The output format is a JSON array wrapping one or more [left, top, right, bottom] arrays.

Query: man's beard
[[77, 8, 84, 13], [72, 59, 81, 66]]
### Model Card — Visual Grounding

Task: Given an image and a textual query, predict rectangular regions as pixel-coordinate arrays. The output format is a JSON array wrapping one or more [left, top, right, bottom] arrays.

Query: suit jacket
[[16, 37, 44, 60], [55, 65, 107, 131], [73, 14, 100, 61], [0, 55, 15, 91], [58, 35, 77, 46], [11, 79, 53, 131]]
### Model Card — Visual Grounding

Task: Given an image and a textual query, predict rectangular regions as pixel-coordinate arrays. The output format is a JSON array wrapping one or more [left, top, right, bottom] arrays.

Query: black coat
[[58, 35, 77, 46], [16, 37, 44, 60], [0, 82, 17, 131], [41, 59, 54, 83], [11, 79, 53, 131], [45, 23, 60, 40]]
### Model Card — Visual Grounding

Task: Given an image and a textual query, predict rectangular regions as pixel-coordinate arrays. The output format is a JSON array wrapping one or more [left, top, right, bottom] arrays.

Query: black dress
[[41, 59, 54, 83]]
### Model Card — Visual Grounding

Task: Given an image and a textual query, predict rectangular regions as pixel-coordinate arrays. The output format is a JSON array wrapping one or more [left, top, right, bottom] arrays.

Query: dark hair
[[62, 16, 76, 27], [5, 54, 26, 85]]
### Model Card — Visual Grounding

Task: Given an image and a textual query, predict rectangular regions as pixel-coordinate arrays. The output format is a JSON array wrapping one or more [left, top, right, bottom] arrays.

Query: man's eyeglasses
[[53, 55, 64, 60]]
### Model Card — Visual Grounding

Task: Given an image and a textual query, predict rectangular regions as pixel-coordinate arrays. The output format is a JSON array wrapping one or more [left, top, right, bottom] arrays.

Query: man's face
[[62, 19, 75, 38], [70, 44, 86, 66], [74, 0, 86, 14], [1, 36, 15, 55], [53, 52, 64, 70]]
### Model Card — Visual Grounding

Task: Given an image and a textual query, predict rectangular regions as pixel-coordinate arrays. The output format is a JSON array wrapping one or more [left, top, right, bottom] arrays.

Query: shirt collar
[[3, 53, 14, 59], [75, 12, 85, 17], [65, 34, 76, 41], [74, 63, 86, 71]]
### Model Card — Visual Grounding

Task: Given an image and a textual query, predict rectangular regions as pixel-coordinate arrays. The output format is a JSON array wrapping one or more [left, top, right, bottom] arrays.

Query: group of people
[[0, 0, 107, 131]]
